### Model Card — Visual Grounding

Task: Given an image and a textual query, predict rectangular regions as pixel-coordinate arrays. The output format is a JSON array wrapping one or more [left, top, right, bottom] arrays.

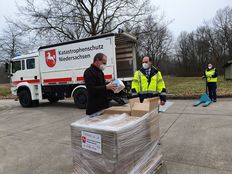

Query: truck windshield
[[12, 61, 21, 73]]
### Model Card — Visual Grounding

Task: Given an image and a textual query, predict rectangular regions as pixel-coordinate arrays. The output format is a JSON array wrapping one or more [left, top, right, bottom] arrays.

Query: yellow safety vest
[[205, 68, 217, 82], [132, 69, 166, 94]]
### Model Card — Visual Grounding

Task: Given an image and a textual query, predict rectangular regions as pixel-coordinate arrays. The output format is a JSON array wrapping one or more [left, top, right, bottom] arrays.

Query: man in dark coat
[[84, 53, 116, 115]]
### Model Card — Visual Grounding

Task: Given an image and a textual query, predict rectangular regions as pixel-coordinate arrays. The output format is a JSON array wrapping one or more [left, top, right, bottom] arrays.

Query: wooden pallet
[[153, 161, 164, 174]]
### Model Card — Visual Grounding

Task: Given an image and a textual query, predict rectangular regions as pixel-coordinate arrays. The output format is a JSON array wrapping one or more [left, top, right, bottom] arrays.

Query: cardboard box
[[138, 155, 163, 174], [71, 100, 161, 174], [73, 149, 135, 174], [131, 102, 150, 116], [148, 114, 160, 142], [146, 97, 160, 110], [133, 142, 162, 174], [103, 97, 159, 117], [103, 104, 131, 115], [129, 97, 159, 109], [130, 97, 159, 117], [71, 113, 154, 174]]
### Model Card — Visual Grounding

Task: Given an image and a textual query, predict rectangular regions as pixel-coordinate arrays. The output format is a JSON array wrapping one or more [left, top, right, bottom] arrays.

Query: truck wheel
[[33, 100, 39, 106], [19, 90, 33, 107], [48, 97, 59, 103], [73, 88, 87, 109]]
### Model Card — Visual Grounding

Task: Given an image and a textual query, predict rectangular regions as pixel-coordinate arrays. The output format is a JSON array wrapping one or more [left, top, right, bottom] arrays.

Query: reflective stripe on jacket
[[132, 67, 166, 94]]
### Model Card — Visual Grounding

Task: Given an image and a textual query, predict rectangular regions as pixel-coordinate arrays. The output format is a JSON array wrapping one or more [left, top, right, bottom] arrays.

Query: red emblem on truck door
[[45, 49, 56, 67]]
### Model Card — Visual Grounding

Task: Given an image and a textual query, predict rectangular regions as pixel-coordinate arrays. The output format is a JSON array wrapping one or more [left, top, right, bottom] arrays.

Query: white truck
[[8, 32, 137, 108]]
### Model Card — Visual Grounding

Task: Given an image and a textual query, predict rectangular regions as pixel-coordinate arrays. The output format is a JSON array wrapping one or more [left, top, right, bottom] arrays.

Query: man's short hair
[[93, 53, 106, 62], [142, 56, 153, 62]]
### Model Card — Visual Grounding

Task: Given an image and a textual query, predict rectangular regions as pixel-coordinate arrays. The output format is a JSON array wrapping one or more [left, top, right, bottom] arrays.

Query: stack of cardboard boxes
[[71, 97, 162, 174], [104, 97, 159, 117]]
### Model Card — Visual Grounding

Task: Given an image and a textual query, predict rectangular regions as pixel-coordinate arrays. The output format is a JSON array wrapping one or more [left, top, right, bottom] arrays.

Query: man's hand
[[160, 100, 166, 106], [106, 82, 117, 92]]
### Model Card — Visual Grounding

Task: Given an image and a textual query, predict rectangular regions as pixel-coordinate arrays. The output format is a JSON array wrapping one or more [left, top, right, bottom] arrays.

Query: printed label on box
[[81, 131, 102, 154]]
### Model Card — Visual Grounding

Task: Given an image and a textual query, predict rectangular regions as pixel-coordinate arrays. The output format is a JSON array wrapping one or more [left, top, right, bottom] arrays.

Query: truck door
[[21, 58, 39, 82], [11, 60, 22, 84]]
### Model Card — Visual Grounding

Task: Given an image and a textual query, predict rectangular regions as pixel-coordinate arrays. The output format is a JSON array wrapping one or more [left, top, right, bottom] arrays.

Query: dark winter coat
[[84, 64, 109, 115]]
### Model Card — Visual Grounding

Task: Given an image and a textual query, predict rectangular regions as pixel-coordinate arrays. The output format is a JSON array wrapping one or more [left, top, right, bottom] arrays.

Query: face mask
[[208, 66, 212, 69], [99, 64, 106, 71], [142, 63, 149, 69]]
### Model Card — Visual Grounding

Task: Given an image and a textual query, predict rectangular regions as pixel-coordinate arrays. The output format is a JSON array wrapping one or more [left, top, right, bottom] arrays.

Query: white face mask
[[208, 66, 212, 69], [99, 64, 106, 71], [142, 63, 149, 69]]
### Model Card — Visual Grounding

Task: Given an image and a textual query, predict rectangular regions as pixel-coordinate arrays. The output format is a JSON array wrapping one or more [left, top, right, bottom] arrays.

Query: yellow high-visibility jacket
[[205, 68, 217, 83], [131, 66, 166, 94]]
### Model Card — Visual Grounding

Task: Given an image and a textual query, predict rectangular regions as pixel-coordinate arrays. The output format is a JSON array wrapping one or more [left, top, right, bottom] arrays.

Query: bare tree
[[0, 22, 25, 62], [195, 26, 212, 71], [175, 6, 232, 76], [175, 32, 196, 76], [0, 64, 10, 83], [212, 6, 232, 65], [124, 15, 172, 67], [13, 0, 152, 42], [139, 15, 172, 66]]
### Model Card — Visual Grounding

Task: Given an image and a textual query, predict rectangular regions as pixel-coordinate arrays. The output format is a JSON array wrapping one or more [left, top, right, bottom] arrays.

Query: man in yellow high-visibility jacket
[[203, 63, 218, 102], [131, 56, 166, 105]]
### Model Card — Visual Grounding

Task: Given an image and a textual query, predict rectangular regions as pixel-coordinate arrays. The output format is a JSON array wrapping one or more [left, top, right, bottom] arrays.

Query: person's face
[[96, 56, 106, 66], [102, 56, 107, 65], [142, 57, 152, 67], [208, 64, 213, 69], [96, 56, 107, 70], [100, 56, 107, 66]]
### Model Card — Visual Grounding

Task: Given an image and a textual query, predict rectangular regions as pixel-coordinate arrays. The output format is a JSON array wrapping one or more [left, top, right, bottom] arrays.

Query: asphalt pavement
[[0, 99, 231, 174]]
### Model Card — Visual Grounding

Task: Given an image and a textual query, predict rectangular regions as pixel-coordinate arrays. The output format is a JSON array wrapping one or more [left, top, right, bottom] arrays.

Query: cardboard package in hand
[[112, 79, 125, 93]]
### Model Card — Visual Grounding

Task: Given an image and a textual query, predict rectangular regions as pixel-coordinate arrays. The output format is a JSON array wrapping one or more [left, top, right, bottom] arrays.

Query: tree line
[[0, 0, 231, 79], [174, 6, 232, 76]]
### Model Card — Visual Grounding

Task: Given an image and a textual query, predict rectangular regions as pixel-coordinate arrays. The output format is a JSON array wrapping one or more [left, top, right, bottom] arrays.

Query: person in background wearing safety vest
[[131, 56, 166, 105], [203, 63, 218, 102]]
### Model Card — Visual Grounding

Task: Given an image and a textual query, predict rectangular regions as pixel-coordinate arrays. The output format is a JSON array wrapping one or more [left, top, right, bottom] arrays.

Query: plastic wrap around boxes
[[71, 97, 162, 174]]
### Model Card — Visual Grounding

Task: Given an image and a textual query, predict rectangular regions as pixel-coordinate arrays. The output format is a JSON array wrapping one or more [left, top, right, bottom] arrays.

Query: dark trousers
[[207, 82, 217, 101]]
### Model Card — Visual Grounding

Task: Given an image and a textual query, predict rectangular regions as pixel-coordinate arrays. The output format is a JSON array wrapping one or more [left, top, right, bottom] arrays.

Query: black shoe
[[213, 100, 217, 102]]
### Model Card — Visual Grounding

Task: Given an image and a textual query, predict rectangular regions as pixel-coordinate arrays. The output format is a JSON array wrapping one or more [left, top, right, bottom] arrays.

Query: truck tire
[[48, 97, 59, 103], [18, 90, 33, 107], [33, 100, 39, 106], [73, 88, 87, 109]]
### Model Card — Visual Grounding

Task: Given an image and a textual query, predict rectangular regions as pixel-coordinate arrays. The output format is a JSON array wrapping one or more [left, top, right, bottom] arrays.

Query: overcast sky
[[152, 0, 231, 37], [0, 0, 231, 37]]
